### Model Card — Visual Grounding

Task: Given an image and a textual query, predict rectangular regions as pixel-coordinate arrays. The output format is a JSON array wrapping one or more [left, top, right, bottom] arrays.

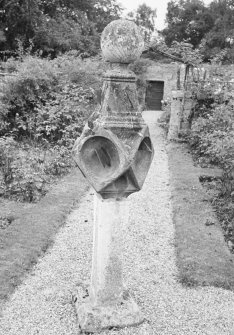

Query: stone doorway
[[145, 81, 164, 110]]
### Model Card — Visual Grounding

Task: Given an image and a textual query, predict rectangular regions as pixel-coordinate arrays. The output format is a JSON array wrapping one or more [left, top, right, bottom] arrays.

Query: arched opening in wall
[[145, 81, 164, 110]]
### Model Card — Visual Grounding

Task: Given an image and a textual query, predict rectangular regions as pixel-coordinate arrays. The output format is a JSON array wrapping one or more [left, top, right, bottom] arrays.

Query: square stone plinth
[[74, 294, 144, 333]]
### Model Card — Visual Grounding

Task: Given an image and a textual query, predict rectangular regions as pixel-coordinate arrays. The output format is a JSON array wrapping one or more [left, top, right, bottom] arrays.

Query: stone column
[[72, 19, 154, 333], [90, 196, 128, 306], [168, 90, 184, 141], [180, 90, 195, 130]]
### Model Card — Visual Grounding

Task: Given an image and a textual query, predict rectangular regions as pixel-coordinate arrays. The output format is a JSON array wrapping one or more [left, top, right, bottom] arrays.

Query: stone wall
[[143, 63, 186, 101], [136, 62, 186, 110]]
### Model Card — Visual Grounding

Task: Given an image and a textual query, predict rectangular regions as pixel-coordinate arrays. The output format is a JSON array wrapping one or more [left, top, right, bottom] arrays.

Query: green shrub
[[34, 84, 95, 147], [0, 137, 73, 202], [189, 96, 234, 196], [0, 56, 59, 139], [0, 55, 102, 143], [0, 54, 103, 202]]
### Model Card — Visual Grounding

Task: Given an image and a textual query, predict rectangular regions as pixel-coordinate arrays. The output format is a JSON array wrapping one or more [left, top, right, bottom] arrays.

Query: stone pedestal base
[[75, 294, 144, 333]]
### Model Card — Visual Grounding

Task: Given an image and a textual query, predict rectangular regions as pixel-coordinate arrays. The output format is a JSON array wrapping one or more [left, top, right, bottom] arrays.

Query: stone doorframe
[[140, 63, 186, 110]]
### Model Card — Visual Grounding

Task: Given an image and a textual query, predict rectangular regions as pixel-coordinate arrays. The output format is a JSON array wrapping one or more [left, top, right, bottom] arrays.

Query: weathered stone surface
[[168, 90, 184, 141], [73, 125, 153, 198], [74, 196, 143, 333], [143, 63, 185, 103], [101, 19, 144, 64], [72, 19, 153, 333], [75, 293, 143, 333], [90, 196, 127, 306], [73, 20, 154, 199], [180, 91, 195, 130]]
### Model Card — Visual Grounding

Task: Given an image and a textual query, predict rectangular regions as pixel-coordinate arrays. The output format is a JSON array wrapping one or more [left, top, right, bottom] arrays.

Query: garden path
[[0, 111, 234, 334]]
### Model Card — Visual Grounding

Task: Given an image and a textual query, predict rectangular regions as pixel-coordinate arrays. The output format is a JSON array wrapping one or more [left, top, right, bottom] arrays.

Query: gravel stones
[[0, 111, 234, 334]]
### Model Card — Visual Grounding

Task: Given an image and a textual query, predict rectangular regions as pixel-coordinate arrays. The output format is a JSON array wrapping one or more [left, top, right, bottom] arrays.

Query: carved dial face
[[81, 136, 120, 183], [131, 137, 153, 188]]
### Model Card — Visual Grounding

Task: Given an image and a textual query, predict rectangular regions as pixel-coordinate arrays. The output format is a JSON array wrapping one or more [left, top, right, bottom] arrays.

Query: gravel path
[[0, 111, 234, 335]]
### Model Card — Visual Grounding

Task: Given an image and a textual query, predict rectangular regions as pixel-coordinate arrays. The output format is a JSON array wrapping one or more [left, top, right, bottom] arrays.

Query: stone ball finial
[[101, 19, 144, 64]]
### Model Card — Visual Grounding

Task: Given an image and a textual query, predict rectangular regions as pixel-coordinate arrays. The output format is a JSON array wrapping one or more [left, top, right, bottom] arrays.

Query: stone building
[[143, 62, 186, 110], [138, 48, 186, 111]]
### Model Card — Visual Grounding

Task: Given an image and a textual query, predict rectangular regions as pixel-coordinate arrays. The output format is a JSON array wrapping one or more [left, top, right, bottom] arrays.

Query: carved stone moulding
[[172, 90, 184, 100], [98, 74, 145, 129]]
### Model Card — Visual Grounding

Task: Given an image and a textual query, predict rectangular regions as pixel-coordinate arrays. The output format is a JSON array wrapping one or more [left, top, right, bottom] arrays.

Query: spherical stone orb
[[101, 19, 144, 64]]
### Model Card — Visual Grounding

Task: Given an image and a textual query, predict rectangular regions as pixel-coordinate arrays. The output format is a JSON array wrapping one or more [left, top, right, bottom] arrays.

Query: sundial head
[[101, 19, 144, 64], [72, 19, 153, 200]]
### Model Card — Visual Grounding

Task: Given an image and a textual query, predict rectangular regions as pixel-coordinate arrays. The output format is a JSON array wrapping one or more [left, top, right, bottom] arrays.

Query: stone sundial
[[72, 19, 154, 333]]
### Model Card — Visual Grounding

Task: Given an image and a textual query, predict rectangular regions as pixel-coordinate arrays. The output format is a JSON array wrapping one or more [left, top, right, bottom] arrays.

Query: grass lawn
[[168, 141, 234, 291], [0, 169, 88, 311]]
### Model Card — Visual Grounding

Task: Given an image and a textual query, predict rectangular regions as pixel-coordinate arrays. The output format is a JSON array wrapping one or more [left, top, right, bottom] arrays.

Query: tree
[[162, 0, 234, 63], [162, 0, 213, 48], [0, 0, 42, 49], [86, 0, 123, 33], [0, 0, 123, 55], [201, 0, 234, 61], [127, 3, 157, 42], [33, 12, 99, 56], [39, 0, 122, 33]]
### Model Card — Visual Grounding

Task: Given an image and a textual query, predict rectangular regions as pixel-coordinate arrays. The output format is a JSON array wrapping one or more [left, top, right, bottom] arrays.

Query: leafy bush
[[0, 56, 59, 139], [188, 87, 234, 196], [34, 84, 94, 147], [0, 137, 73, 202], [186, 71, 234, 250], [0, 55, 103, 142], [33, 14, 100, 57], [0, 54, 103, 202]]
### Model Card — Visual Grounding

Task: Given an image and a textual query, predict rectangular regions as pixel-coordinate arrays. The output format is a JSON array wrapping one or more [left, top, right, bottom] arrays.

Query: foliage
[[33, 13, 99, 57], [34, 84, 94, 147], [162, 0, 213, 48], [87, 0, 123, 33], [189, 103, 234, 166], [201, 0, 234, 61], [0, 0, 122, 56], [187, 70, 234, 197], [127, 4, 157, 42], [161, 0, 234, 63], [0, 136, 73, 202], [150, 39, 203, 66], [185, 69, 234, 249], [0, 55, 102, 142], [0, 54, 103, 202], [0, 0, 41, 50], [0, 56, 59, 139]]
